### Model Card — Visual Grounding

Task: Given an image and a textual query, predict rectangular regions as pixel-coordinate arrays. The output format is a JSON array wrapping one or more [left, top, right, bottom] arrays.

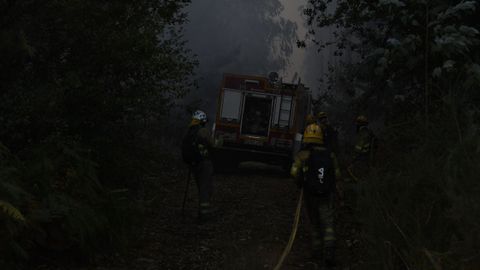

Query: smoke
[[176, 0, 363, 147], [181, 1, 356, 123], [183, 0, 297, 117]]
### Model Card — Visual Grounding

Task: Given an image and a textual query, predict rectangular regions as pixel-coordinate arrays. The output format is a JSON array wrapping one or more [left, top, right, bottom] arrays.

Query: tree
[[302, 1, 480, 268], [0, 0, 197, 266], [303, 0, 480, 120]]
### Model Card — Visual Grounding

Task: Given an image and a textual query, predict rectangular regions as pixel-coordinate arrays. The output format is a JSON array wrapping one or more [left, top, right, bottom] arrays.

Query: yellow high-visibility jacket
[[290, 146, 341, 181], [354, 126, 374, 160]]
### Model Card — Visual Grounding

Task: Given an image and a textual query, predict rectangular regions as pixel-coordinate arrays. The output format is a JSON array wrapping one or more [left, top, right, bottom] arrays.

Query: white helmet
[[192, 110, 207, 123]]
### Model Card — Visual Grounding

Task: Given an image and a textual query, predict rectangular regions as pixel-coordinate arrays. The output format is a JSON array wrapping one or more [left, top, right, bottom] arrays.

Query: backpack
[[304, 148, 336, 196], [181, 125, 202, 165]]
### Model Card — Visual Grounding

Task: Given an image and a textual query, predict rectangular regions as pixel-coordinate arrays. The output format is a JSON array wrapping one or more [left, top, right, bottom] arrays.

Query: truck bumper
[[212, 146, 292, 165]]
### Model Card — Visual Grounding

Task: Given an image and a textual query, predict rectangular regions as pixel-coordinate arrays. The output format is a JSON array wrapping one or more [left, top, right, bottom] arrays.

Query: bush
[[0, 0, 196, 267], [358, 110, 480, 269], [0, 138, 144, 268]]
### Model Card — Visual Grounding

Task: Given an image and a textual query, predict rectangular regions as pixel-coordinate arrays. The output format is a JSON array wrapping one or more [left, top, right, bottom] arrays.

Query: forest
[[1, 0, 479, 269]]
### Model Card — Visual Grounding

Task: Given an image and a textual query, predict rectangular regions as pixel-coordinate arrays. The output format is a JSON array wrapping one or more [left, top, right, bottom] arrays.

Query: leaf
[[108, 188, 129, 194], [374, 67, 385, 76], [379, 0, 406, 7], [0, 200, 26, 222], [387, 38, 401, 47], [378, 57, 388, 67], [368, 48, 386, 58], [438, 1, 477, 21], [470, 63, 480, 78], [464, 63, 480, 89], [443, 60, 456, 69], [432, 67, 442, 78], [459, 25, 480, 36]]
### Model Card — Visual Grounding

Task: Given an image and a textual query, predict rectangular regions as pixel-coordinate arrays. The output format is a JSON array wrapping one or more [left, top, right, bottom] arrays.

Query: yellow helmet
[[317, 111, 327, 119], [356, 115, 368, 124], [303, 123, 324, 144], [305, 114, 316, 125]]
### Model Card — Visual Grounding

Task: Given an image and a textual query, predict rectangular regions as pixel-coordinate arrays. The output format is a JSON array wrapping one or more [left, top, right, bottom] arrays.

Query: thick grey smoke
[[288, 1, 360, 142], [182, 1, 354, 119], [169, 1, 357, 144], [184, 0, 297, 117]]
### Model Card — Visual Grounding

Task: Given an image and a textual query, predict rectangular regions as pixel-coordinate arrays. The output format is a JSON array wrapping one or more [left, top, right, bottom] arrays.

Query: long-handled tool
[[181, 167, 192, 218], [347, 164, 360, 182]]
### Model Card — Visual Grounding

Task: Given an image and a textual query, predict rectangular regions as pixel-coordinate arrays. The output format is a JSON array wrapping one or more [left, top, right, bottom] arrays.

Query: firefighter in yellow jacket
[[351, 115, 376, 179], [317, 111, 339, 155], [183, 110, 215, 222], [291, 123, 342, 267]]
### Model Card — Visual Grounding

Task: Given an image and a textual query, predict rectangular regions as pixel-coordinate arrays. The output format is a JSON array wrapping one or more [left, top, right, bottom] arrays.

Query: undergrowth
[[0, 137, 147, 269], [357, 108, 480, 269]]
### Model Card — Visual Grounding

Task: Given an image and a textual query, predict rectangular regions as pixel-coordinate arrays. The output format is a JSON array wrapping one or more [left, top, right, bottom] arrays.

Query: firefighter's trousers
[[192, 159, 214, 216], [304, 192, 335, 251]]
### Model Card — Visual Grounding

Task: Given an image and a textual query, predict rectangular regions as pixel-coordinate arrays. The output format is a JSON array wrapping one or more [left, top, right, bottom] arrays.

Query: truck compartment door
[[240, 95, 273, 137], [220, 89, 242, 123], [272, 95, 294, 128]]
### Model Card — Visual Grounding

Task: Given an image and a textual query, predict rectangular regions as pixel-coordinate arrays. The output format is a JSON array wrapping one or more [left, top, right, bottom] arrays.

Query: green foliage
[[304, 0, 480, 269], [358, 108, 480, 269], [0, 0, 196, 267], [0, 0, 196, 150], [0, 138, 143, 268], [304, 0, 479, 113]]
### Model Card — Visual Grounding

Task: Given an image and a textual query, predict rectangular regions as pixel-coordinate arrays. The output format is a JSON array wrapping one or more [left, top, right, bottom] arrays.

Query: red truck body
[[212, 73, 311, 169]]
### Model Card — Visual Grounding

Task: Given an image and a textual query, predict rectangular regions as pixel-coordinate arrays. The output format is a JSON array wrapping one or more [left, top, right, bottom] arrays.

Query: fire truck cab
[[212, 73, 311, 170]]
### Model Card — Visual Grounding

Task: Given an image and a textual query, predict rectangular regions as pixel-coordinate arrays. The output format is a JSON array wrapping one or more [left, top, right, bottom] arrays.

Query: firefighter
[[300, 114, 317, 146], [317, 111, 339, 155], [183, 110, 216, 222], [306, 114, 317, 125], [351, 115, 376, 179], [290, 123, 342, 268]]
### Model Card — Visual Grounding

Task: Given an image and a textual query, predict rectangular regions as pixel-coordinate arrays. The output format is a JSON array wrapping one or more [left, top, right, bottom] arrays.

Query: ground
[[37, 161, 362, 270]]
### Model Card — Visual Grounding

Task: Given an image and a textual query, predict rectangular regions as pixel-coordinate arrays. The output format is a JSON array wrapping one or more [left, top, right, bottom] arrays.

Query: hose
[[347, 165, 360, 182], [273, 188, 304, 270]]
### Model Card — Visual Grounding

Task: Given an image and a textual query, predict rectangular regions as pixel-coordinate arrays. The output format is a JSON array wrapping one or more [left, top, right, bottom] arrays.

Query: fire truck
[[212, 73, 311, 170]]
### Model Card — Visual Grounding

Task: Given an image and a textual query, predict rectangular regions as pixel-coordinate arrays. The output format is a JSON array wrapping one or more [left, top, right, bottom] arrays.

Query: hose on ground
[[273, 188, 304, 270]]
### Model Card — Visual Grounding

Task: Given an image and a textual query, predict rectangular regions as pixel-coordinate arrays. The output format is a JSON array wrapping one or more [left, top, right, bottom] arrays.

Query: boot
[[311, 247, 323, 263], [324, 246, 336, 268], [310, 237, 323, 262], [198, 205, 218, 224]]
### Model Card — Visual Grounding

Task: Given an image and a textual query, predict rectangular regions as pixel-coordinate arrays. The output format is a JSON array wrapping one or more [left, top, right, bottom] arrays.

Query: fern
[[0, 200, 25, 222]]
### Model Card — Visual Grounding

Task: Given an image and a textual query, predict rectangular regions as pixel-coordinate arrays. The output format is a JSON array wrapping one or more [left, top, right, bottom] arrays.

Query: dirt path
[[62, 162, 361, 270]]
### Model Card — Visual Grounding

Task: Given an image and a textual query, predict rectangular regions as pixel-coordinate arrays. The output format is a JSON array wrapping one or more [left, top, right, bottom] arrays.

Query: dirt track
[[58, 162, 361, 270]]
